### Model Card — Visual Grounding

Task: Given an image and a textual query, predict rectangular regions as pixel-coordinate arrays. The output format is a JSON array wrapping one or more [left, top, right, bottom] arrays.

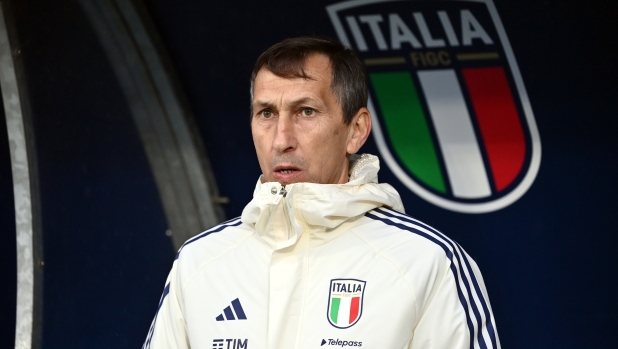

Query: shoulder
[[354, 207, 469, 310], [356, 207, 500, 348], [353, 207, 456, 267], [174, 217, 255, 266], [356, 206, 487, 297]]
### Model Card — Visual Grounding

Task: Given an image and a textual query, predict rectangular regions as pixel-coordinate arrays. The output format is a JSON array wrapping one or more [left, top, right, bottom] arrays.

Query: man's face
[[251, 54, 354, 185]]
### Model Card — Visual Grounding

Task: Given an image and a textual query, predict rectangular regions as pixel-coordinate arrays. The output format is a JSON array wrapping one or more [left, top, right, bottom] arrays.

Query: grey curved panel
[[80, 0, 225, 249], [0, 5, 36, 349]]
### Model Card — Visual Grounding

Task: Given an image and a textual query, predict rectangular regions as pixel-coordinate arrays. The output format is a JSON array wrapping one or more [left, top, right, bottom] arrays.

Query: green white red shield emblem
[[327, 279, 366, 328], [327, 0, 541, 213]]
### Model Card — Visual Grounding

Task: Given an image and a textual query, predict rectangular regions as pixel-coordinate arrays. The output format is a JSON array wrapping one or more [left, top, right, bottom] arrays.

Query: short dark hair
[[250, 37, 368, 125]]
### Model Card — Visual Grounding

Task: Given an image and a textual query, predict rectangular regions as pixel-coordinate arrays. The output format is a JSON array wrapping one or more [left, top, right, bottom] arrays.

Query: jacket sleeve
[[410, 250, 501, 349], [142, 260, 190, 349]]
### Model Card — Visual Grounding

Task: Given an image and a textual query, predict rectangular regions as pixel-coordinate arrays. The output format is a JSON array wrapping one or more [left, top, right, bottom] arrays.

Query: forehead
[[253, 54, 333, 100]]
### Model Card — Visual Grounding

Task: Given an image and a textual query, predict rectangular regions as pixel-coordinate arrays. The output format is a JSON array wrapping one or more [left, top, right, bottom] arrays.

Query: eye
[[259, 110, 273, 119], [301, 108, 316, 117]]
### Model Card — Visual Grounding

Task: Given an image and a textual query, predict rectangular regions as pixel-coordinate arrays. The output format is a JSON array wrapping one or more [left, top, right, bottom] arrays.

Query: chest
[[182, 237, 417, 349]]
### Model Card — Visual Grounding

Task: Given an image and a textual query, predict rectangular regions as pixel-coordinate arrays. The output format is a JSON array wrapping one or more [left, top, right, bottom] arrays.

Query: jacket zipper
[[280, 185, 293, 243]]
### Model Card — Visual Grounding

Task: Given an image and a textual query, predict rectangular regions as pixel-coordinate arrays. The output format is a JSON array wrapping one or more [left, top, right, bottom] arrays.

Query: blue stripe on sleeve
[[175, 218, 242, 260], [143, 282, 171, 349], [376, 207, 498, 349], [374, 208, 486, 348], [366, 208, 497, 349], [365, 211, 476, 349], [143, 218, 244, 348]]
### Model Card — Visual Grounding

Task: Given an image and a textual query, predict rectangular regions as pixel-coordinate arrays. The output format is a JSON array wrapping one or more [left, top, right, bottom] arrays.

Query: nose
[[272, 115, 296, 153]]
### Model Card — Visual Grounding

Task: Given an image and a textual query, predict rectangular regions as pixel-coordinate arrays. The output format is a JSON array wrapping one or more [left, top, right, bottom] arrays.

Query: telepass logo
[[327, 279, 366, 328], [327, 0, 541, 213]]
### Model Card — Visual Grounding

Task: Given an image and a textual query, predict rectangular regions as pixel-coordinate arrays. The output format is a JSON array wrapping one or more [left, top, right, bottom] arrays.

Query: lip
[[272, 164, 303, 183]]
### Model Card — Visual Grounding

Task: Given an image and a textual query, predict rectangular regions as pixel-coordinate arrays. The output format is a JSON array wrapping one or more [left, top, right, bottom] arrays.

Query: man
[[143, 37, 500, 349]]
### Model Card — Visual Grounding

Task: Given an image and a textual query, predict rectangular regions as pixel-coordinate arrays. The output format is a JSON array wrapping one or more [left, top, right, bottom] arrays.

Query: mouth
[[272, 165, 302, 182], [273, 165, 301, 174]]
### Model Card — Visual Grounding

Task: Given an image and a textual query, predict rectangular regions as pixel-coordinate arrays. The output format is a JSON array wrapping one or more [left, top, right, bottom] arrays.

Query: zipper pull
[[270, 185, 288, 205]]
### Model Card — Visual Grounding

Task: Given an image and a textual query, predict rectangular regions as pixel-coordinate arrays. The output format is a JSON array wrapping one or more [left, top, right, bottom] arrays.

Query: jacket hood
[[241, 154, 404, 250]]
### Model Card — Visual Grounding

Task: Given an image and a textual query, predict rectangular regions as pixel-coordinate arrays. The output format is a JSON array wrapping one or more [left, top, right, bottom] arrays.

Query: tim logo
[[327, 279, 366, 328], [212, 339, 248, 349], [327, 0, 541, 213]]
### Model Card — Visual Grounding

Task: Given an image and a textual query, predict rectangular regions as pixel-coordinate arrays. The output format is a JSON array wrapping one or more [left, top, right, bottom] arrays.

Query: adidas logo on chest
[[215, 298, 247, 321]]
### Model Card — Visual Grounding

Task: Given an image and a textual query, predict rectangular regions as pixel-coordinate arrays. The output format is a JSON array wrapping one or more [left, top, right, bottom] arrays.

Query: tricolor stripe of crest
[[326, 0, 541, 213]]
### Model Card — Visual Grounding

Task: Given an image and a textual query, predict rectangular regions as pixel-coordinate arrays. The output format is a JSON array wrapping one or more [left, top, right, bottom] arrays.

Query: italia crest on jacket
[[327, 279, 366, 328]]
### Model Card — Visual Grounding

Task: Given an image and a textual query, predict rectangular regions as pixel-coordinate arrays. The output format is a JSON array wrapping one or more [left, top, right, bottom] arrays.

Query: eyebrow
[[253, 100, 276, 111], [252, 97, 322, 111], [286, 97, 318, 108]]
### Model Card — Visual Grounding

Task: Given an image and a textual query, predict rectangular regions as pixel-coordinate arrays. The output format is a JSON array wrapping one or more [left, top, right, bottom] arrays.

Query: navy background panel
[[8, 1, 175, 348], [143, 0, 618, 348], [0, 0, 616, 348]]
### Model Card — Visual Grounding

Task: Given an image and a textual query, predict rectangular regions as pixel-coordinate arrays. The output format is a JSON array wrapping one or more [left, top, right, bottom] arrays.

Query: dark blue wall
[[143, 0, 618, 348], [1, 0, 616, 348], [9, 1, 175, 348]]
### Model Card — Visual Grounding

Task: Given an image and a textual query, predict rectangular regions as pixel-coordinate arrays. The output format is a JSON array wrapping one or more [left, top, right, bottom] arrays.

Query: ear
[[346, 107, 372, 154]]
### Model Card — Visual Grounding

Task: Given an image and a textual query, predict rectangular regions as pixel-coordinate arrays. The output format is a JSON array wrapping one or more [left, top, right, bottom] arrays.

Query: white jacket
[[143, 154, 500, 349]]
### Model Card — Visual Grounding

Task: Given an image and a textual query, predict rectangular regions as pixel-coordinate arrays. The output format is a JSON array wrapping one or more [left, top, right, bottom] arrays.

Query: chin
[[277, 179, 303, 186]]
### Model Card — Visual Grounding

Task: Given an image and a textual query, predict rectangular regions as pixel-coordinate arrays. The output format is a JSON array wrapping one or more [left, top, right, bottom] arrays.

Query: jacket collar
[[241, 154, 404, 251]]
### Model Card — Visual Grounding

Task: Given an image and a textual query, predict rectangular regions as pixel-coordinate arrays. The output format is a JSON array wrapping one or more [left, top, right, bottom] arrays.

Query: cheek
[[251, 129, 268, 161], [312, 129, 347, 161], [333, 126, 350, 149]]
